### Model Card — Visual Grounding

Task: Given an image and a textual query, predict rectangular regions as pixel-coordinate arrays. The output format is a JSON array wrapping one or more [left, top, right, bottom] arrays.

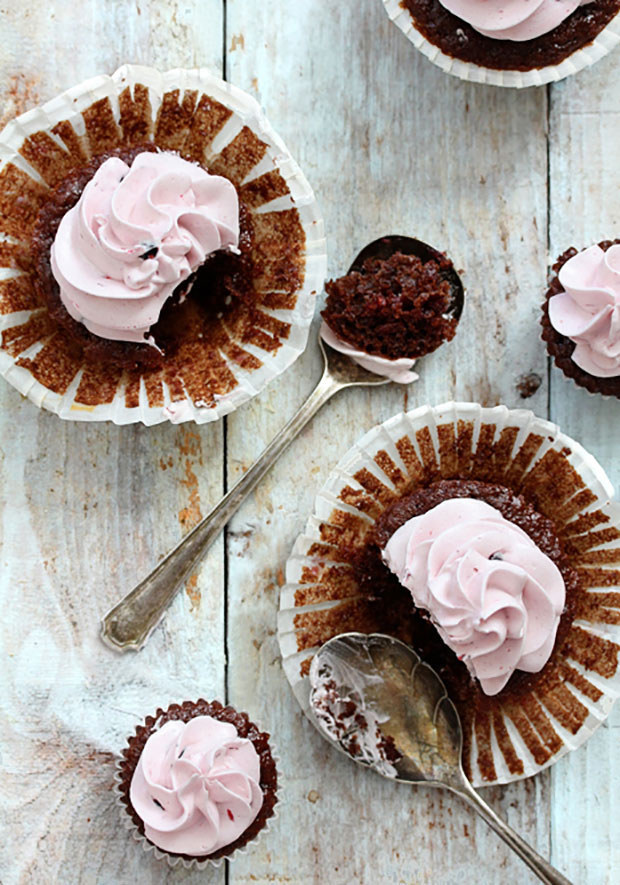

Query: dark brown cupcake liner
[[278, 403, 620, 786], [115, 699, 280, 869], [541, 240, 620, 400]]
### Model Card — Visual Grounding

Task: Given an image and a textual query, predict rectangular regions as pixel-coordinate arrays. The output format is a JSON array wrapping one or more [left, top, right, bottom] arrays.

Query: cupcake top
[[439, 0, 589, 41], [382, 498, 566, 696], [547, 243, 620, 379], [50, 151, 239, 345], [118, 699, 279, 864], [129, 715, 263, 857], [320, 251, 457, 384], [397, 0, 620, 74]]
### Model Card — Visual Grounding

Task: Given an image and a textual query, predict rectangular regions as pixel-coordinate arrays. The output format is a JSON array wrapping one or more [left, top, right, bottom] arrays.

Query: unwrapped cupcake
[[116, 699, 279, 868], [279, 403, 620, 786], [382, 0, 620, 87], [0, 65, 325, 424]]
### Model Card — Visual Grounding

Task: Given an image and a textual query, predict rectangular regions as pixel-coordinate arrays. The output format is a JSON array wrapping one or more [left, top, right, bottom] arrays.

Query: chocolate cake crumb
[[321, 251, 457, 360], [516, 372, 542, 399]]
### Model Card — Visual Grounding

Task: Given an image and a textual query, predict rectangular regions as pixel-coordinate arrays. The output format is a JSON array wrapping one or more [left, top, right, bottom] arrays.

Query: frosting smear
[[51, 151, 239, 343], [382, 498, 566, 696]]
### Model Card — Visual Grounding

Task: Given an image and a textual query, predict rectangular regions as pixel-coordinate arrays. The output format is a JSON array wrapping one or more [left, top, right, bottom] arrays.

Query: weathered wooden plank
[[0, 3, 227, 884], [225, 1, 550, 882], [548, 54, 620, 885]]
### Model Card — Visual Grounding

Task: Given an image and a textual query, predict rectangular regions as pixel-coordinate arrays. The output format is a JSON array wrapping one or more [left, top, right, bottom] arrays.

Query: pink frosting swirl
[[548, 244, 620, 378], [51, 151, 239, 343], [439, 0, 589, 41], [320, 322, 419, 384], [382, 498, 566, 696], [129, 715, 263, 856]]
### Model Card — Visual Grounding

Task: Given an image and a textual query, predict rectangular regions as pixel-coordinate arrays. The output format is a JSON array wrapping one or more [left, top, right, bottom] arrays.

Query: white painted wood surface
[[0, 1, 618, 883]]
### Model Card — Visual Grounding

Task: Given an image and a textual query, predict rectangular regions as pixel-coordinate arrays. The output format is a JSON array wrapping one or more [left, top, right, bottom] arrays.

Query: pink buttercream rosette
[[278, 402, 620, 786], [115, 700, 281, 870], [548, 244, 620, 379], [381, 0, 620, 87]]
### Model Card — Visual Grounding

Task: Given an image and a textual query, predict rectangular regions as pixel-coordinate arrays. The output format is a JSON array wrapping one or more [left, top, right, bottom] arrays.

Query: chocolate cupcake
[[278, 403, 620, 786], [541, 240, 620, 399], [0, 65, 326, 424], [320, 250, 459, 384], [382, 0, 620, 87], [116, 699, 279, 868]]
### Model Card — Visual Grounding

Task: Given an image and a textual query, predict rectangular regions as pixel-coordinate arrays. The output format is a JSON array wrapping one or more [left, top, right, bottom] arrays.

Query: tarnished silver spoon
[[309, 633, 572, 885], [101, 236, 464, 652]]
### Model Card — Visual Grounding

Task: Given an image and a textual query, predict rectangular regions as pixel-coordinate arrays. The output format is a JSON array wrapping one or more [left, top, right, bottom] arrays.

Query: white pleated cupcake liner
[[0, 64, 327, 424], [114, 701, 281, 870], [278, 402, 620, 787], [382, 0, 620, 87]]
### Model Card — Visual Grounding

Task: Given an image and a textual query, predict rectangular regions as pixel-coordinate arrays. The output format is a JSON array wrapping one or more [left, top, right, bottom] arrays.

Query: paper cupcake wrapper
[[278, 402, 620, 787], [0, 64, 326, 424], [114, 701, 281, 870], [382, 0, 620, 87]]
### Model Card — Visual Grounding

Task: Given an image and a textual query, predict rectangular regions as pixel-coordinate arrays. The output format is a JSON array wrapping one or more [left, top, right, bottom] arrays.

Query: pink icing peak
[[548, 244, 620, 378], [129, 715, 263, 856], [50, 151, 239, 344], [382, 498, 566, 696], [439, 0, 588, 41], [320, 321, 419, 384]]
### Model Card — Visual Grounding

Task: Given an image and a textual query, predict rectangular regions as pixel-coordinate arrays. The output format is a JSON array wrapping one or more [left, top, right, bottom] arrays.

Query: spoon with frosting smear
[[309, 632, 572, 885], [101, 236, 464, 652]]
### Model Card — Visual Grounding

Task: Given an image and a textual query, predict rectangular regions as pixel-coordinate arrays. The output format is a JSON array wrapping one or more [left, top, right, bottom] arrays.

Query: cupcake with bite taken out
[[382, 0, 620, 87], [541, 240, 620, 399], [0, 65, 325, 424], [116, 699, 279, 868]]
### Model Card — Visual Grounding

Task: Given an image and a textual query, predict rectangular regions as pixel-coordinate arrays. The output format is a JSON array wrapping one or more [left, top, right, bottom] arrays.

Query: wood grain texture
[[0, 3, 227, 885], [225, 2, 552, 883], [548, 51, 620, 885], [0, 0, 618, 882]]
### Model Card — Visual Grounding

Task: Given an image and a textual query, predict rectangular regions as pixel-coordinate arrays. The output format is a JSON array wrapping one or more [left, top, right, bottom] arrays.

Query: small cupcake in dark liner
[[116, 699, 279, 868], [541, 239, 620, 399]]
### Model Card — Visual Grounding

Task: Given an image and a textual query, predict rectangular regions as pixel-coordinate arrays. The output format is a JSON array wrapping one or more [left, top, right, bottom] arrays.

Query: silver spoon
[[101, 236, 464, 652], [309, 632, 572, 885]]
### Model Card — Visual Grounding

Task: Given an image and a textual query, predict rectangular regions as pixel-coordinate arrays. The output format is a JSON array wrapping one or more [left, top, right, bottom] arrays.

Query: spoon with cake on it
[[101, 235, 465, 652], [309, 632, 572, 885]]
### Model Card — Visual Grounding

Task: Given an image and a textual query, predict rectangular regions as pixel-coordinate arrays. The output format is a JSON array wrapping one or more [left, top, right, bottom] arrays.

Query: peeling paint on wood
[[0, 0, 618, 884]]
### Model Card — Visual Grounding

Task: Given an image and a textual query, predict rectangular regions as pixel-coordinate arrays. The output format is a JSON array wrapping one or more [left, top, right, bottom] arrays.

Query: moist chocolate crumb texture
[[400, 0, 620, 71], [283, 410, 620, 783], [321, 252, 457, 360], [541, 239, 620, 399], [117, 700, 278, 863]]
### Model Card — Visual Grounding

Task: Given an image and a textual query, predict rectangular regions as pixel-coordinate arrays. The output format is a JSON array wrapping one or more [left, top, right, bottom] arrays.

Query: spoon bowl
[[309, 632, 572, 885]]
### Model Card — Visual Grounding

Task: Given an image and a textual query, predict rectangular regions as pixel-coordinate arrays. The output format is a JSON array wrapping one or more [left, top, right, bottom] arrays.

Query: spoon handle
[[100, 369, 342, 652], [453, 781, 573, 885]]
